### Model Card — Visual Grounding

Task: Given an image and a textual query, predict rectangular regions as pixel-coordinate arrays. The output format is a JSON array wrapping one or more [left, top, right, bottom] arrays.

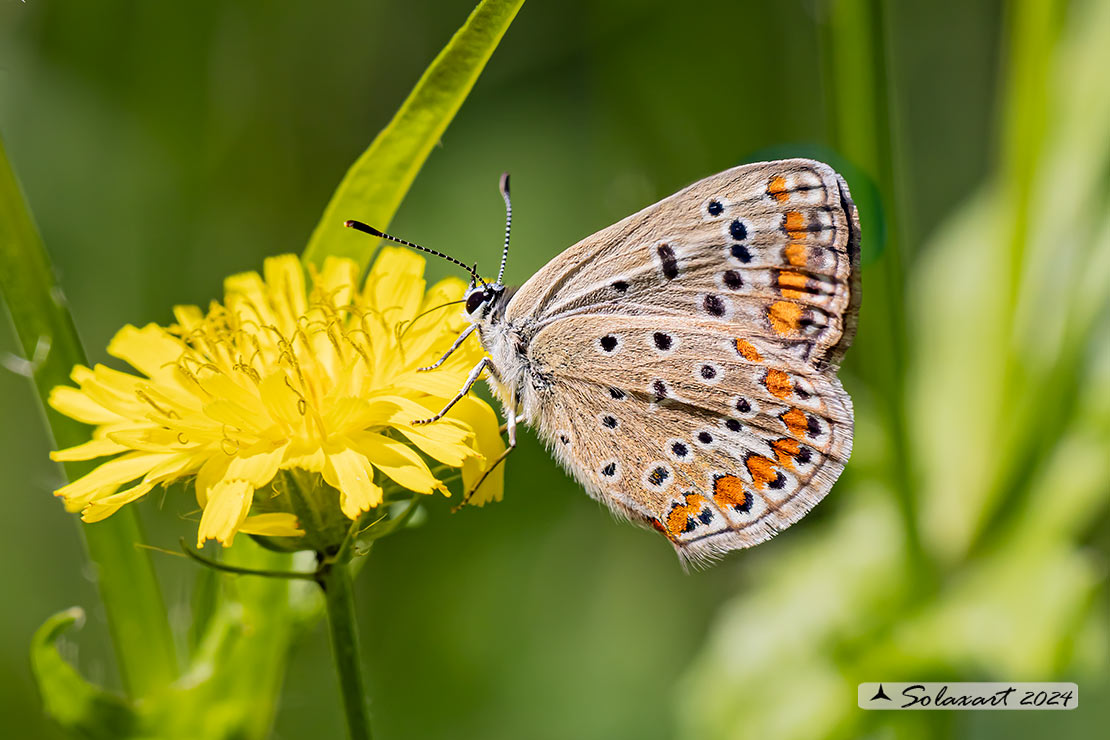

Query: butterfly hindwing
[[529, 317, 853, 564]]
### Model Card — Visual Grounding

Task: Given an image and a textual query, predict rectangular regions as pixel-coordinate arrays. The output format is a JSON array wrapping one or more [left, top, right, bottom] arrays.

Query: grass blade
[[0, 133, 177, 697], [302, 0, 526, 272]]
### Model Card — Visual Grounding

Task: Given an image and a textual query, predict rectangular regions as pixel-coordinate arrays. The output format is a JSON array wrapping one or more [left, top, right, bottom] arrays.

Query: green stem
[[320, 560, 373, 740], [0, 132, 177, 697]]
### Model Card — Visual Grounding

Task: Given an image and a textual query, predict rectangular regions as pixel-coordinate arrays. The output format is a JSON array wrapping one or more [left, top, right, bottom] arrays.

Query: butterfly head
[[464, 281, 505, 318]]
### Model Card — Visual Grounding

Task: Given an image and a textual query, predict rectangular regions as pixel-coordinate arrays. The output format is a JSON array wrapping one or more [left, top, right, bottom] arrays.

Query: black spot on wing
[[703, 295, 725, 317], [656, 243, 679, 280], [730, 244, 752, 263]]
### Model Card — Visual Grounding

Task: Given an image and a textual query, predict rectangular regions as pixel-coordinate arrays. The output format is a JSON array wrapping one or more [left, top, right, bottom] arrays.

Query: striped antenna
[[344, 220, 485, 286], [496, 172, 512, 285]]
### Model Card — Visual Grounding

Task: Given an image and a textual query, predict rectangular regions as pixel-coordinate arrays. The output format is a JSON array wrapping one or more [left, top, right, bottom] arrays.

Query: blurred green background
[[2, 1, 1108, 739]]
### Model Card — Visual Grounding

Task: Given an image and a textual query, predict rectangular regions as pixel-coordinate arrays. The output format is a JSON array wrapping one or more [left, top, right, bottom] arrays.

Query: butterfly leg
[[417, 324, 476, 372], [454, 391, 517, 511], [410, 357, 490, 426]]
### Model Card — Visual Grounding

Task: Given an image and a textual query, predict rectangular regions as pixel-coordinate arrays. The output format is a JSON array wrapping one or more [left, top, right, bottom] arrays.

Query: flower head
[[49, 250, 504, 547]]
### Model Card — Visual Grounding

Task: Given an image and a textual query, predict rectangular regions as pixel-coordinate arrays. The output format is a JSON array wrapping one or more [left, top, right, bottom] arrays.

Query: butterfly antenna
[[496, 172, 512, 286], [344, 220, 484, 285]]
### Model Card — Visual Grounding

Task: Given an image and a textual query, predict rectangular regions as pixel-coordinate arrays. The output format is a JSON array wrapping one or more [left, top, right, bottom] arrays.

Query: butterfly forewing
[[486, 158, 859, 563], [507, 159, 859, 370]]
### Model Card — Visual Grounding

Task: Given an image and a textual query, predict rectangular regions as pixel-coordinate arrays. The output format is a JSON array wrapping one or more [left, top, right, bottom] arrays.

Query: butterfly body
[[353, 158, 860, 565]]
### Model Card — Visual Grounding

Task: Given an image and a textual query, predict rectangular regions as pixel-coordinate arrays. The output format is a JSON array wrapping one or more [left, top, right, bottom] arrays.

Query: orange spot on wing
[[712, 475, 748, 509], [781, 408, 808, 437], [770, 438, 800, 468], [784, 211, 807, 239], [664, 493, 709, 535], [777, 270, 809, 300], [735, 339, 762, 362], [764, 368, 793, 399], [745, 455, 778, 490], [784, 242, 807, 267], [768, 175, 789, 203], [767, 300, 802, 335]]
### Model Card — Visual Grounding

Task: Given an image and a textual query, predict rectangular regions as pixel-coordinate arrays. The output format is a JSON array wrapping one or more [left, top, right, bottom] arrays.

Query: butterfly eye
[[465, 291, 486, 314]]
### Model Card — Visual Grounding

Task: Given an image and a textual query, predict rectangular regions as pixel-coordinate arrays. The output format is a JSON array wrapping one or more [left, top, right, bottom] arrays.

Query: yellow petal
[[144, 452, 201, 485], [197, 479, 255, 547], [317, 257, 359, 308], [365, 246, 425, 318], [195, 453, 234, 506], [282, 440, 326, 473], [263, 255, 308, 324], [341, 397, 405, 431], [381, 398, 476, 466], [323, 446, 382, 518], [394, 369, 483, 399], [392, 427, 474, 466], [348, 432, 445, 496], [106, 425, 188, 453], [107, 324, 186, 379], [365, 245, 424, 286], [323, 396, 367, 434], [81, 481, 156, 522], [224, 270, 279, 328], [225, 442, 287, 487], [172, 304, 204, 333], [55, 452, 175, 506], [402, 277, 471, 356], [51, 437, 129, 462], [256, 372, 305, 430], [72, 375, 144, 420], [238, 513, 304, 538], [422, 276, 467, 309], [48, 385, 121, 425], [199, 373, 271, 430]]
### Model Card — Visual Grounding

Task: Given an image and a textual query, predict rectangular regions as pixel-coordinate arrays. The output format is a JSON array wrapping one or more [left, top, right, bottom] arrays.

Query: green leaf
[[302, 0, 526, 272], [147, 543, 322, 740], [31, 554, 322, 740], [0, 132, 178, 696], [30, 608, 139, 739]]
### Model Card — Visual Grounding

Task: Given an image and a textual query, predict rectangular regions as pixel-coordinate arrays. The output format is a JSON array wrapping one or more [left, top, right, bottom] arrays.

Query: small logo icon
[[870, 684, 892, 702]]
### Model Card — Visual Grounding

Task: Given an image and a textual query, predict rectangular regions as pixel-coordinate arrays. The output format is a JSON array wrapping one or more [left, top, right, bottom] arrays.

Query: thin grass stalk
[[0, 133, 177, 696]]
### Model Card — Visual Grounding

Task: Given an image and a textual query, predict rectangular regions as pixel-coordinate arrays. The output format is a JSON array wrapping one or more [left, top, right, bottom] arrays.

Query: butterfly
[[347, 158, 860, 565]]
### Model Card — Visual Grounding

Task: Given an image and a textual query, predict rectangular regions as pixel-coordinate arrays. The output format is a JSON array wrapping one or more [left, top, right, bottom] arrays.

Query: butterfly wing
[[528, 314, 854, 564], [506, 159, 859, 564], [506, 158, 859, 369]]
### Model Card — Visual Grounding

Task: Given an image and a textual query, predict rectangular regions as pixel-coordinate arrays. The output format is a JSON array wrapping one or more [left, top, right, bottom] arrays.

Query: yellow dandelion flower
[[48, 250, 505, 548]]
